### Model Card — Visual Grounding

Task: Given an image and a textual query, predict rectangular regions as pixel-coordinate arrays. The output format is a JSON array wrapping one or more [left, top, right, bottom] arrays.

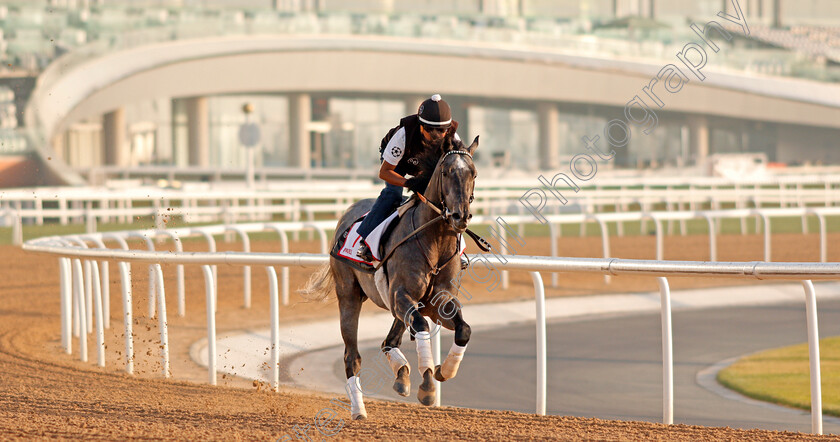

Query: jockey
[[356, 93, 467, 269]]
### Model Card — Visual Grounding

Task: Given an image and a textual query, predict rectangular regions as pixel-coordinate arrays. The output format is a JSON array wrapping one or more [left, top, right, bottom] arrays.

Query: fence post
[[531, 271, 547, 416], [72, 259, 88, 362], [59, 258, 72, 354], [202, 265, 217, 385], [702, 213, 717, 261], [549, 223, 558, 288], [816, 212, 827, 263], [802, 280, 823, 435], [153, 264, 170, 378], [90, 261, 105, 367], [118, 261, 134, 375], [85, 203, 96, 234], [227, 226, 252, 309], [12, 210, 22, 245], [761, 211, 772, 262], [588, 215, 611, 284], [658, 277, 674, 425], [266, 266, 280, 392]]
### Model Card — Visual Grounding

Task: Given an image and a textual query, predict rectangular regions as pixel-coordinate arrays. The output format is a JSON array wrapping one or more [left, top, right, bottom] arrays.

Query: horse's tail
[[298, 263, 335, 301]]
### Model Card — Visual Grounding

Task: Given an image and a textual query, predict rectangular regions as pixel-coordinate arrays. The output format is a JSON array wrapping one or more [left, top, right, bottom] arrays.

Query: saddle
[[330, 197, 419, 273]]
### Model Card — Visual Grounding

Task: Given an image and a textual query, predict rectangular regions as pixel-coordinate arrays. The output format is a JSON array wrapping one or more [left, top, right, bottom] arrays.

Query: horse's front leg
[[380, 318, 410, 397], [434, 308, 470, 382], [394, 287, 436, 406]]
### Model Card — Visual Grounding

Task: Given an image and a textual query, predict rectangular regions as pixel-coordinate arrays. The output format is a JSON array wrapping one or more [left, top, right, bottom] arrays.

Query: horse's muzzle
[[448, 210, 471, 232]]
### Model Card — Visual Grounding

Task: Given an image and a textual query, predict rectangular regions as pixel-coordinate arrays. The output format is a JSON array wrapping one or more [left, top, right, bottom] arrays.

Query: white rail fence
[[5, 185, 840, 256], [22, 218, 840, 435], [475, 206, 840, 289], [76, 165, 840, 190], [4, 178, 840, 230], [19, 204, 840, 325]]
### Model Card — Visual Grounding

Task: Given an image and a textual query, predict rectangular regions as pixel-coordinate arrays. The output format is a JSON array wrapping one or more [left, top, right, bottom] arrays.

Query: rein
[[372, 204, 443, 271]]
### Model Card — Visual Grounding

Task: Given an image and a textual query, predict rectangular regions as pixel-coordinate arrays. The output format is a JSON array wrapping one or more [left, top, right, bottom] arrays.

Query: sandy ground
[[2, 230, 840, 440]]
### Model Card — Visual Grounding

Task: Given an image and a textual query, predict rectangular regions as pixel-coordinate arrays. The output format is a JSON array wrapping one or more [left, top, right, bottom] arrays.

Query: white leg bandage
[[345, 376, 367, 420], [386, 347, 409, 377], [440, 343, 467, 380], [415, 331, 434, 374]]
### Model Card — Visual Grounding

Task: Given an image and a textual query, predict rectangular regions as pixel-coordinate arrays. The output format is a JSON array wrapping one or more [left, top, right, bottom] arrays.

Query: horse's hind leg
[[381, 318, 410, 397], [394, 289, 436, 406], [337, 277, 367, 420]]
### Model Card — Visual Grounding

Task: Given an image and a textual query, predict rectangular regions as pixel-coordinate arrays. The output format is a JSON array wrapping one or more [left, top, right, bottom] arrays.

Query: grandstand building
[[0, 0, 839, 186]]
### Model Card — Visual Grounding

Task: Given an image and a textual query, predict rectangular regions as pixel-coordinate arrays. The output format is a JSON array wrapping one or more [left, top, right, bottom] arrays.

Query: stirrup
[[460, 254, 470, 270], [357, 242, 374, 262]]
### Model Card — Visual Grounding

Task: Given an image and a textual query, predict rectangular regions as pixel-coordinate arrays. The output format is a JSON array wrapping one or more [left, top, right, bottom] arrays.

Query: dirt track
[[2, 231, 840, 440]]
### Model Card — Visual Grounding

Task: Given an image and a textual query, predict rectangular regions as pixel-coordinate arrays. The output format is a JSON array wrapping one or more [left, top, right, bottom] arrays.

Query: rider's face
[[420, 124, 448, 143]]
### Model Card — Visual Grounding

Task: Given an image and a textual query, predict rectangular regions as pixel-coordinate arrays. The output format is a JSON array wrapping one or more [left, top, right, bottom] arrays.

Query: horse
[[300, 136, 479, 420]]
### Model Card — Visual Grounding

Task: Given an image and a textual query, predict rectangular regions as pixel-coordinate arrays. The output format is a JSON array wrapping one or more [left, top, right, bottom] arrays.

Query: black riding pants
[[356, 182, 403, 239]]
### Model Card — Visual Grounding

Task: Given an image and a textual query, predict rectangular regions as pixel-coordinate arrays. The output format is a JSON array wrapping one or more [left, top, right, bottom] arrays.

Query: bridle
[[372, 149, 486, 273], [435, 150, 475, 222]]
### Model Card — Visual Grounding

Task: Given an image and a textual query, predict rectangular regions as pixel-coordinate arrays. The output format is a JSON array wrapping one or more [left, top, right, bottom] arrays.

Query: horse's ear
[[467, 136, 479, 155], [448, 120, 459, 136]]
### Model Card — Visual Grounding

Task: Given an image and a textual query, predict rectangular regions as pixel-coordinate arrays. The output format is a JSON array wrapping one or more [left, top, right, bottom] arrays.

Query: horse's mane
[[408, 136, 468, 195]]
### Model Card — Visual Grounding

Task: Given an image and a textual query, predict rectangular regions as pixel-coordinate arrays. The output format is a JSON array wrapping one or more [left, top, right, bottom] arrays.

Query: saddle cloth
[[337, 210, 400, 264]]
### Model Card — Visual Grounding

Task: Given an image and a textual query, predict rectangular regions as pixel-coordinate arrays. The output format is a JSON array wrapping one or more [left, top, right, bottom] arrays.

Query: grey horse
[[300, 136, 479, 419]]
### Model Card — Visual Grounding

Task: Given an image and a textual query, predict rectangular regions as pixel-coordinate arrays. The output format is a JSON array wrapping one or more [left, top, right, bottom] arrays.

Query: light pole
[[239, 103, 261, 189]]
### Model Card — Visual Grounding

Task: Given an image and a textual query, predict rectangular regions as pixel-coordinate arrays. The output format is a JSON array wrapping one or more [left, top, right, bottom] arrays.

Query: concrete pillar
[[404, 95, 425, 116], [537, 102, 560, 171], [103, 108, 128, 166], [687, 115, 710, 166], [185, 97, 209, 167], [51, 132, 64, 160], [288, 93, 311, 169], [447, 97, 471, 144], [155, 97, 173, 164], [746, 0, 760, 21], [614, 0, 645, 17], [480, 0, 520, 16]]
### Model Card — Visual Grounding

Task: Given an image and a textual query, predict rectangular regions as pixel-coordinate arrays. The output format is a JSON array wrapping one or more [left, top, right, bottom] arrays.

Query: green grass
[[717, 336, 840, 416], [467, 215, 840, 239]]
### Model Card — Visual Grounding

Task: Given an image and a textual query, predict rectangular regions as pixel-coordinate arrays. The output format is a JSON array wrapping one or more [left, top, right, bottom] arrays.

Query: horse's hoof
[[417, 369, 436, 406], [393, 365, 410, 396], [352, 413, 367, 421], [433, 365, 448, 382], [418, 388, 435, 406], [393, 380, 410, 397]]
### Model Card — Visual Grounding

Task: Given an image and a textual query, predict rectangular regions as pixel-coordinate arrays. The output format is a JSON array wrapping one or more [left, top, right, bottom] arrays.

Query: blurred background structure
[[1, 0, 839, 187]]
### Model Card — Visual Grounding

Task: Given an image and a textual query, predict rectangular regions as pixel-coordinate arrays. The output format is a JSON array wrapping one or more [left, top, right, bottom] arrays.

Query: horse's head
[[434, 136, 479, 233]]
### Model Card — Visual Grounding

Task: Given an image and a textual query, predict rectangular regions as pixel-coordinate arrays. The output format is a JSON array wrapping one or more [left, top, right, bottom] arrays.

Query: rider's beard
[[421, 134, 445, 151]]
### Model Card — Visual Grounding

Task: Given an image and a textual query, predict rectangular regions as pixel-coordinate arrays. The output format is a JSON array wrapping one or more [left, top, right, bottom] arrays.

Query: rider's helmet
[[418, 94, 451, 130]]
